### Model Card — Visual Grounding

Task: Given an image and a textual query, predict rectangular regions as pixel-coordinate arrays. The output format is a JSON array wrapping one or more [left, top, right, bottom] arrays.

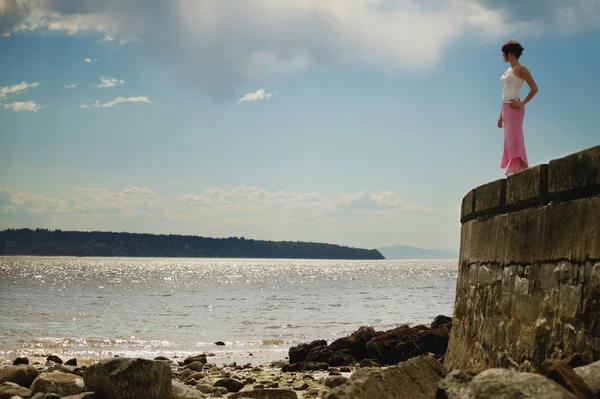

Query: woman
[[498, 40, 539, 176]]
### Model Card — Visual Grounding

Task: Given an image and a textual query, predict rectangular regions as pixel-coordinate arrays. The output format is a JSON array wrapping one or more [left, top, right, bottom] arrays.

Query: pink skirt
[[501, 103, 528, 176]]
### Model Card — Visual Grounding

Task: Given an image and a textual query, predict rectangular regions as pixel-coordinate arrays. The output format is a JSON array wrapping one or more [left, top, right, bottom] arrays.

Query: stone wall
[[444, 145, 600, 371]]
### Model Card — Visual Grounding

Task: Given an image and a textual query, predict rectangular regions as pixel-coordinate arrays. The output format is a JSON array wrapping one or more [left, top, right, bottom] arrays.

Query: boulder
[[292, 381, 308, 391], [30, 372, 86, 397], [328, 353, 355, 367], [0, 366, 39, 387], [574, 360, 600, 398], [184, 361, 205, 372], [536, 360, 595, 399], [365, 324, 450, 365], [0, 381, 31, 399], [324, 376, 348, 389], [323, 355, 446, 399], [65, 359, 78, 367], [347, 327, 376, 359], [172, 380, 208, 398], [431, 315, 452, 329], [46, 356, 63, 365], [437, 368, 578, 399], [12, 358, 29, 366], [304, 348, 334, 363], [83, 358, 172, 399], [213, 378, 243, 393], [358, 359, 380, 368], [228, 389, 298, 399], [183, 355, 207, 365], [288, 340, 327, 364]]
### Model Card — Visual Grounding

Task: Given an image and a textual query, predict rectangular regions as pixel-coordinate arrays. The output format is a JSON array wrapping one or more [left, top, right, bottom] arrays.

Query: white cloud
[[98, 34, 114, 43], [121, 187, 155, 195], [93, 96, 151, 108], [1, 1, 599, 99], [97, 77, 125, 88], [65, 83, 77, 89], [238, 89, 276, 103], [0, 184, 450, 247], [80, 104, 90, 108], [83, 58, 96, 63], [4, 101, 41, 112], [0, 81, 39, 98]]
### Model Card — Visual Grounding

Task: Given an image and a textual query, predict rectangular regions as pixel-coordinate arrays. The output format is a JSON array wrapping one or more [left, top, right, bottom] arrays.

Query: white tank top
[[501, 66, 524, 103]]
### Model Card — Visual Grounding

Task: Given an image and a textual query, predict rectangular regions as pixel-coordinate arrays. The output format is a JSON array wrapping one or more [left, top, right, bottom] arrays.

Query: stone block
[[475, 179, 507, 216], [461, 189, 476, 223], [506, 164, 549, 210], [549, 145, 600, 200]]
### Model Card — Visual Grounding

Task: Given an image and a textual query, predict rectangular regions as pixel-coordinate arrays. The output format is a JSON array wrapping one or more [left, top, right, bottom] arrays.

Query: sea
[[0, 256, 457, 366]]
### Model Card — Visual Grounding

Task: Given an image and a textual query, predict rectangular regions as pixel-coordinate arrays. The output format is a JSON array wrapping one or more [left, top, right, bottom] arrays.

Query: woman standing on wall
[[498, 40, 539, 176]]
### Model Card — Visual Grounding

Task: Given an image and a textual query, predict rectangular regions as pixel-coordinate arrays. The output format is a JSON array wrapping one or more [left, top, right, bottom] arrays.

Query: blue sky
[[0, 0, 599, 251]]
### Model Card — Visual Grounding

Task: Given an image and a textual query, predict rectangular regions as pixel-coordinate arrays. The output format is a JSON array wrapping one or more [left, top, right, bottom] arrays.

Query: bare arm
[[516, 65, 539, 105]]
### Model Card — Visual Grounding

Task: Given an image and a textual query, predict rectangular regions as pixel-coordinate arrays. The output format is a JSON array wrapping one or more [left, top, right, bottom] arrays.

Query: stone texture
[[447, 145, 600, 371], [324, 376, 348, 389], [0, 381, 31, 399], [438, 369, 578, 398], [213, 378, 243, 393], [536, 360, 595, 399], [30, 372, 87, 397], [574, 361, 600, 397], [549, 145, 600, 200], [228, 389, 298, 399], [474, 179, 506, 216], [506, 164, 549, 210], [0, 366, 39, 387], [83, 358, 172, 399], [322, 355, 446, 399], [460, 189, 476, 223], [172, 380, 208, 398]]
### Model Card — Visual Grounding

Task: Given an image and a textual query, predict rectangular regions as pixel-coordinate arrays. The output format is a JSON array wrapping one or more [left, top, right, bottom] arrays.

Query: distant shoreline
[[0, 228, 384, 260]]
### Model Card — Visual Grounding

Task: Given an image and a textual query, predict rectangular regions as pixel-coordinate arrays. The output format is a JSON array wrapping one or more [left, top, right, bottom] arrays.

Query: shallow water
[[0, 256, 457, 365]]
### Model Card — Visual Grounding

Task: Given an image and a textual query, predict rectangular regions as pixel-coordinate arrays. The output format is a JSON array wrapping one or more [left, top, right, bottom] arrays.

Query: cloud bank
[[1, 0, 599, 98]]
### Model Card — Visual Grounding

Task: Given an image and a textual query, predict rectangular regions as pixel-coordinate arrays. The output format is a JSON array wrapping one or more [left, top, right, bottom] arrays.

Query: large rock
[[438, 368, 578, 399], [288, 340, 327, 363], [171, 380, 207, 398], [83, 358, 172, 399], [574, 361, 600, 397], [0, 366, 39, 387], [213, 378, 244, 393], [365, 324, 450, 365], [536, 360, 595, 399], [323, 355, 446, 399], [228, 389, 298, 399], [0, 381, 32, 399], [30, 372, 86, 397], [183, 355, 207, 365], [347, 327, 376, 359], [431, 315, 452, 329]]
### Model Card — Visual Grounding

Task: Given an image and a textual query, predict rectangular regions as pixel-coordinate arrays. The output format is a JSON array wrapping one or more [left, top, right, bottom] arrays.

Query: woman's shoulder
[[514, 64, 530, 78]]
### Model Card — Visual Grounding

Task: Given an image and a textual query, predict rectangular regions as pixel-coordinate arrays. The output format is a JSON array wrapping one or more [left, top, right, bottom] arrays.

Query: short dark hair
[[502, 40, 524, 59]]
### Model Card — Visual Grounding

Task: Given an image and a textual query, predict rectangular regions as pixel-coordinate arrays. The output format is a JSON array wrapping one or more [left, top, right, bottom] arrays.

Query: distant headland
[[0, 228, 384, 260]]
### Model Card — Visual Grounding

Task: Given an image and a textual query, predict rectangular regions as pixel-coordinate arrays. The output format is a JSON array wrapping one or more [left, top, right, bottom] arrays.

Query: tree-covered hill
[[0, 228, 385, 260]]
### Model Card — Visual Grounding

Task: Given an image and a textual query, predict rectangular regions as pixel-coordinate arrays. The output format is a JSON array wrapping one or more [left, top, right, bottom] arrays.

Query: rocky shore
[[1, 315, 599, 398]]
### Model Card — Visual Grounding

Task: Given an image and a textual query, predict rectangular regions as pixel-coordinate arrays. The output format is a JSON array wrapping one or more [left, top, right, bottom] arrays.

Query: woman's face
[[502, 52, 508, 62]]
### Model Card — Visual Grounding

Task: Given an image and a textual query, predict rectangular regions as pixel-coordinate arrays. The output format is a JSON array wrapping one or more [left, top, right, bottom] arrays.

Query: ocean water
[[0, 256, 457, 365]]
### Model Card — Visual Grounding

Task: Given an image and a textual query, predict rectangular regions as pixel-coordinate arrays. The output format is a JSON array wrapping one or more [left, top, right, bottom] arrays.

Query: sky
[[0, 0, 599, 251]]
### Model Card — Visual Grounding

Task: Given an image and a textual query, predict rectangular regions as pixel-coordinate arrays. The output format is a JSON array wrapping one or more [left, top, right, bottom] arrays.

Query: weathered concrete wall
[[445, 145, 600, 371]]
